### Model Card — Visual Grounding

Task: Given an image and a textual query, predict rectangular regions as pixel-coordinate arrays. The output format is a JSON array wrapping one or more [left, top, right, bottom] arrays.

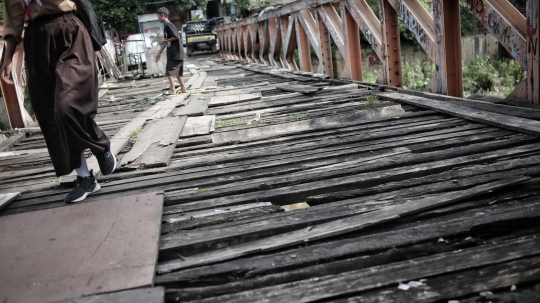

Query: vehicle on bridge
[[184, 20, 218, 56]]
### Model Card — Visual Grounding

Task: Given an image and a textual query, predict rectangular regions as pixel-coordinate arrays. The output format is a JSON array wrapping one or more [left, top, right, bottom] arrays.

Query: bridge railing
[[217, 0, 539, 104]]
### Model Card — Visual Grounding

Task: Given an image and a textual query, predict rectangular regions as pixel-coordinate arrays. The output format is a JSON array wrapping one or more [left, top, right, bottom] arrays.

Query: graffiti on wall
[[394, 0, 436, 60], [464, 0, 527, 69]]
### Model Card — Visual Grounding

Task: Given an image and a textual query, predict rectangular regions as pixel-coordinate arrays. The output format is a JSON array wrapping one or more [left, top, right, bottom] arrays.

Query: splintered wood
[[120, 116, 186, 169]]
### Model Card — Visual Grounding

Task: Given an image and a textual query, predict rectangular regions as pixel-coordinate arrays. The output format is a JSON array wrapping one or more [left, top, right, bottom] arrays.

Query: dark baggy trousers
[[24, 13, 110, 177]]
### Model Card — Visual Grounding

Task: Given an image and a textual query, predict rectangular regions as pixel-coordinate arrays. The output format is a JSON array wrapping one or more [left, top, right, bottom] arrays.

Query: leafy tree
[[90, 0, 145, 32]]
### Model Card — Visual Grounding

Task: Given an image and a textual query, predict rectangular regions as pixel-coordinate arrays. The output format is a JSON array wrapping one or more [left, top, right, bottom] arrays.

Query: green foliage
[[362, 68, 381, 84], [237, 0, 252, 11], [366, 95, 378, 107], [90, 0, 145, 32], [129, 128, 141, 138], [462, 57, 496, 93], [460, 2, 484, 36], [402, 60, 435, 91], [259, 0, 272, 7], [173, 0, 209, 17], [463, 57, 525, 96]]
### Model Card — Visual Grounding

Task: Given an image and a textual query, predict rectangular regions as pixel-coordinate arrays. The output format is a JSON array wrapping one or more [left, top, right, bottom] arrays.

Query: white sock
[[75, 151, 91, 177]]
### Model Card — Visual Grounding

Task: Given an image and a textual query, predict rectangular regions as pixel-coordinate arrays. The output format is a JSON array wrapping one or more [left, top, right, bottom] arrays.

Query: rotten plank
[[156, 196, 540, 290], [211, 105, 405, 144], [381, 92, 540, 136], [120, 116, 187, 168], [156, 177, 529, 274], [190, 236, 540, 302]]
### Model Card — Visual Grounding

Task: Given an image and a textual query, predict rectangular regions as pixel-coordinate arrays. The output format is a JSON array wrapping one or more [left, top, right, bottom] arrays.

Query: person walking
[[155, 7, 187, 95], [1, 0, 116, 203]]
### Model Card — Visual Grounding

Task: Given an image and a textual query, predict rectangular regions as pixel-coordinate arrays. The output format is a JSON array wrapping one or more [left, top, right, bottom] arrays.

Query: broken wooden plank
[[52, 287, 164, 303], [0, 192, 19, 211], [190, 71, 207, 90], [173, 95, 211, 117], [211, 105, 405, 144], [186, 236, 540, 302], [214, 73, 245, 80], [333, 257, 540, 303], [0, 192, 163, 303], [180, 116, 216, 137], [0, 133, 25, 152], [162, 204, 281, 232], [261, 84, 359, 101], [156, 177, 529, 274], [155, 196, 540, 289], [275, 84, 323, 94], [380, 92, 540, 136], [208, 94, 262, 107], [122, 116, 187, 169]]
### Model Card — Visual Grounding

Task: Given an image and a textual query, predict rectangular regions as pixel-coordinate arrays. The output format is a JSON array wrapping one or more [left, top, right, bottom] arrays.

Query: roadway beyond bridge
[[1, 56, 540, 302]]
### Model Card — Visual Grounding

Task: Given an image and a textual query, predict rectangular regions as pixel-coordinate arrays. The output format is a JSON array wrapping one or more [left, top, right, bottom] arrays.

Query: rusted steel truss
[[218, 0, 540, 104]]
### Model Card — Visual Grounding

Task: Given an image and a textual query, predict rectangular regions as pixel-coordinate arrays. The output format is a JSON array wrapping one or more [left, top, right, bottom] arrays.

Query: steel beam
[[341, 1, 363, 80], [259, 21, 271, 64], [281, 15, 299, 70], [296, 14, 313, 72], [527, 0, 539, 104], [344, 0, 384, 60], [317, 4, 346, 56], [317, 9, 335, 77], [464, 0, 527, 69], [431, 0, 463, 97], [379, 0, 402, 87]]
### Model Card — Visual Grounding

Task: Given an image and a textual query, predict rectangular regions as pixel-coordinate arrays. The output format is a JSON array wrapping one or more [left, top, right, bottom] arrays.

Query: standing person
[[155, 7, 188, 95], [0, 0, 116, 203]]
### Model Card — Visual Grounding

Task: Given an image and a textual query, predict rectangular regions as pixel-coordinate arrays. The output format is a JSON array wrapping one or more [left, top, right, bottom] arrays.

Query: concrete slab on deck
[[0, 192, 163, 303]]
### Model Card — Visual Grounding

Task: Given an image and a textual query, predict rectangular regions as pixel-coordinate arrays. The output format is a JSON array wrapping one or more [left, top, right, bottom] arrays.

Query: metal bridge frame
[[218, 0, 540, 104]]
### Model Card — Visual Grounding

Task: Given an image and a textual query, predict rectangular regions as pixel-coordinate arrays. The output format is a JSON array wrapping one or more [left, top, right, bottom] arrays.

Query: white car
[[124, 33, 158, 69]]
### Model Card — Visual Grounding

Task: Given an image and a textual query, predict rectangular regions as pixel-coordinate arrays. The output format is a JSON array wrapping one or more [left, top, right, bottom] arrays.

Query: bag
[[71, 0, 107, 51]]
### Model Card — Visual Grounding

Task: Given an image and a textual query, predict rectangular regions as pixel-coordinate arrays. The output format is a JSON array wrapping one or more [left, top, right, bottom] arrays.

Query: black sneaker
[[64, 172, 101, 203], [96, 150, 116, 175]]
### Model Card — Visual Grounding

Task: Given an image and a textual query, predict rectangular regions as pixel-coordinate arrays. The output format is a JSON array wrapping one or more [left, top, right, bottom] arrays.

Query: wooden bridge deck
[[1, 56, 540, 302]]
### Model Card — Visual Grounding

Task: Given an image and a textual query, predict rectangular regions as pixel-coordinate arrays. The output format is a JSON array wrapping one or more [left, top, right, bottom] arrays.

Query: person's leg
[[177, 61, 187, 93], [177, 76, 187, 93], [74, 151, 90, 177], [167, 75, 176, 94]]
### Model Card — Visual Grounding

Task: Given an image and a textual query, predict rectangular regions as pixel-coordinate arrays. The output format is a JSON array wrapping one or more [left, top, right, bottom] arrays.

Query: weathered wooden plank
[[4, 118, 477, 211], [190, 235, 540, 302], [162, 204, 282, 232], [156, 177, 529, 274], [0, 192, 19, 211], [121, 116, 187, 168], [156, 196, 540, 289], [160, 166, 539, 257], [381, 92, 540, 136], [52, 287, 164, 303], [180, 116, 216, 137], [211, 105, 405, 144], [190, 71, 207, 90], [208, 94, 262, 107], [0, 134, 25, 152], [261, 83, 359, 101], [329, 257, 540, 303], [173, 95, 211, 117], [214, 73, 245, 80], [275, 84, 323, 94]]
